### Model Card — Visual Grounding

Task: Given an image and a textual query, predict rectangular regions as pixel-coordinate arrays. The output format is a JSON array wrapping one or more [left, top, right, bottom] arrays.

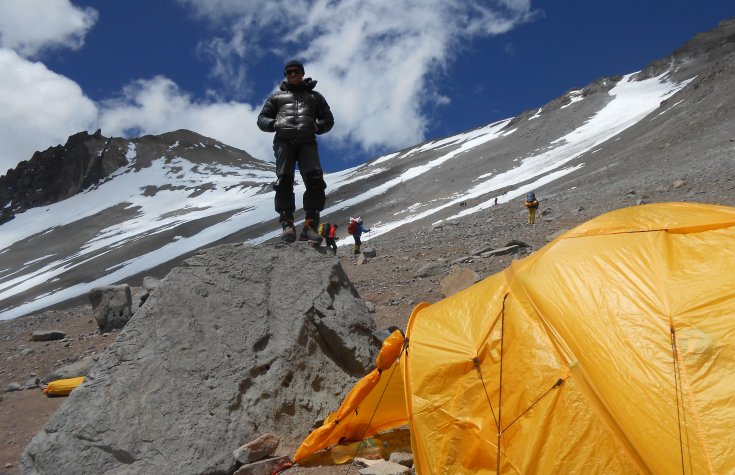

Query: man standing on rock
[[257, 59, 335, 245]]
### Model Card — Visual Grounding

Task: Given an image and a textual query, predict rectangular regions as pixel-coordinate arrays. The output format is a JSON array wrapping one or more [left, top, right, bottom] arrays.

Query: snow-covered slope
[[0, 72, 690, 319], [4, 17, 735, 319]]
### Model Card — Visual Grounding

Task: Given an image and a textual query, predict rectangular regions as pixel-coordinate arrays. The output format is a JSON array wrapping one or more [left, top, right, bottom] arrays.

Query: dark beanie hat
[[284, 59, 304, 74]]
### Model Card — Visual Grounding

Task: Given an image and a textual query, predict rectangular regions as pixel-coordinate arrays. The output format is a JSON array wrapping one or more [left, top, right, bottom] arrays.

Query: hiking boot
[[281, 221, 296, 243], [300, 219, 323, 245], [354, 243, 361, 255]]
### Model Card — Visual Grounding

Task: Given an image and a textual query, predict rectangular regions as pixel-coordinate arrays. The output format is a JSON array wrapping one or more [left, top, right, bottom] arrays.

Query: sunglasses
[[285, 69, 303, 76]]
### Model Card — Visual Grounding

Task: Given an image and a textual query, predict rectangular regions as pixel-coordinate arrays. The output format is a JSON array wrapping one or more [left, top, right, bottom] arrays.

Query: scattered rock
[[413, 263, 446, 278], [233, 455, 291, 475], [450, 256, 473, 265], [354, 457, 386, 468], [359, 459, 411, 475], [470, 244, 495, 256], [44, 356, 97, 383], [362, 248, 377, 258], [233, 433, 280, 464], [142, 276, 162, 291], [89, 284, 133, 332], [31, 330, 65, 342], [130, 286, 150, 313], [480, 245, 519, 257], [389, 451, 414, 467], [440, 267, 479, 297]]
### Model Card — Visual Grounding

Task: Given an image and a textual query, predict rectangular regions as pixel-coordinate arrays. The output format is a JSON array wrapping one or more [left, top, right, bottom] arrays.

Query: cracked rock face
[[21, 243, 381, 475]]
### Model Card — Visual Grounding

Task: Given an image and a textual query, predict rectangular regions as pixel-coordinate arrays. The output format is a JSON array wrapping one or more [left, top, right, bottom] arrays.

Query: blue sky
[[0, 1, 732, 173]]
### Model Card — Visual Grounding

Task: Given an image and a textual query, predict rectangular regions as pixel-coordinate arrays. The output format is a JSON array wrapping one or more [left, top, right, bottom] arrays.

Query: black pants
[[273, 140, 326, 220], [325, 237, 337, 254]]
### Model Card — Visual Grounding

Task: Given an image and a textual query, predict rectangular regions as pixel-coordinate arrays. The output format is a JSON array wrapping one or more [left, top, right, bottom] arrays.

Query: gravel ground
[[1, 156, 733, 474]]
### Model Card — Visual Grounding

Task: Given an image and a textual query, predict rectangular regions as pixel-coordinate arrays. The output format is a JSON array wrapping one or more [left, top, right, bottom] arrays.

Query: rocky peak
[[0, 130, 130, 224]]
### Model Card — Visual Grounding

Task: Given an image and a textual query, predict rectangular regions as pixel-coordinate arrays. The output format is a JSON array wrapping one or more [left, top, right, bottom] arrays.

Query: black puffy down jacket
[[257, 78, 334, 142]]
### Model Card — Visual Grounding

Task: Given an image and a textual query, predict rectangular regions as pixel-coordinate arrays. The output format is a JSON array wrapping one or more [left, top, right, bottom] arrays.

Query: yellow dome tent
[[295, 202, 735, 474]]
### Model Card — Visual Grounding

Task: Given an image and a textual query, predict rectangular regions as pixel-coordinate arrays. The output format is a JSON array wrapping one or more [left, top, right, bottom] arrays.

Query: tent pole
[[670, 325, 691, 474], [497, 294, 508, 474]]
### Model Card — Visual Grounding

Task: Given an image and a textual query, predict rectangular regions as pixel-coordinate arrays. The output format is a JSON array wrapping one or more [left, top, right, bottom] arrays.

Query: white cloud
[[0, 49, 97, 174], [0, 0, 98, 57], [98, 76, 274, 162], [0, 0, 536, 175], [178, 0, 536, 155], [0, 54, 274, 173]]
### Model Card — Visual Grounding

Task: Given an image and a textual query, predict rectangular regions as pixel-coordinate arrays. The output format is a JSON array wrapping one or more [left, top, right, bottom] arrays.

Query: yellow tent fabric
[[297, 202, 735, 474], [43, 376, 85, 396], [294, 328, 410, 461]]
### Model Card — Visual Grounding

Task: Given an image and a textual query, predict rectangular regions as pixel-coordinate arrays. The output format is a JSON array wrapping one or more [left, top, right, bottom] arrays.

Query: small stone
[[358, 460, 410, 475], [354, 457, 385, 468], [362, 248, 377, 258], [232, 455, 291, 475], [31, 330, 66, 342], [389, 452, 414, 467], [413, 263, 446, 278], [233, 433, 280, 464]]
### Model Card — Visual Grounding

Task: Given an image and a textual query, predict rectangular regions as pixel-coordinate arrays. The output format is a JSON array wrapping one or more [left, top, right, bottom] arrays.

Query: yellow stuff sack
[[43, 376, 85, 396]]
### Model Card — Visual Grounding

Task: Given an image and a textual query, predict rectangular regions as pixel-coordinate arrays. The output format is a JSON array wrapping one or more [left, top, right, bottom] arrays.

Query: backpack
[[318, 222, 330, 237], [347, 219, 358, 235]]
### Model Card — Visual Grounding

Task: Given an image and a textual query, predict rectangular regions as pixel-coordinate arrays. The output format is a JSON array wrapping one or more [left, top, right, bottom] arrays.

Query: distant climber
[[524, 191, 540, 224], [348, 217, 370, 255], [257, 59, 335, 245], [317, 220, 330, 248], [325, 223, 338, 255]]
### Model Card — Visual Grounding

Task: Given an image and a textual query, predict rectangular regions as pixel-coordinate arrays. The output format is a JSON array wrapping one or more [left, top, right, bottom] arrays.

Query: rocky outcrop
[[21, 243, 382, 474], [0, 130, 130, 224], [89, 284, 133, 332]]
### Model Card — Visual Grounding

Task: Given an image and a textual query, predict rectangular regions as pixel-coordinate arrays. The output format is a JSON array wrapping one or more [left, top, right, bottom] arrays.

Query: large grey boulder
[[21, 243, 382, 474], [89, 284, 133, 332], [43, 356, 97, 383]]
